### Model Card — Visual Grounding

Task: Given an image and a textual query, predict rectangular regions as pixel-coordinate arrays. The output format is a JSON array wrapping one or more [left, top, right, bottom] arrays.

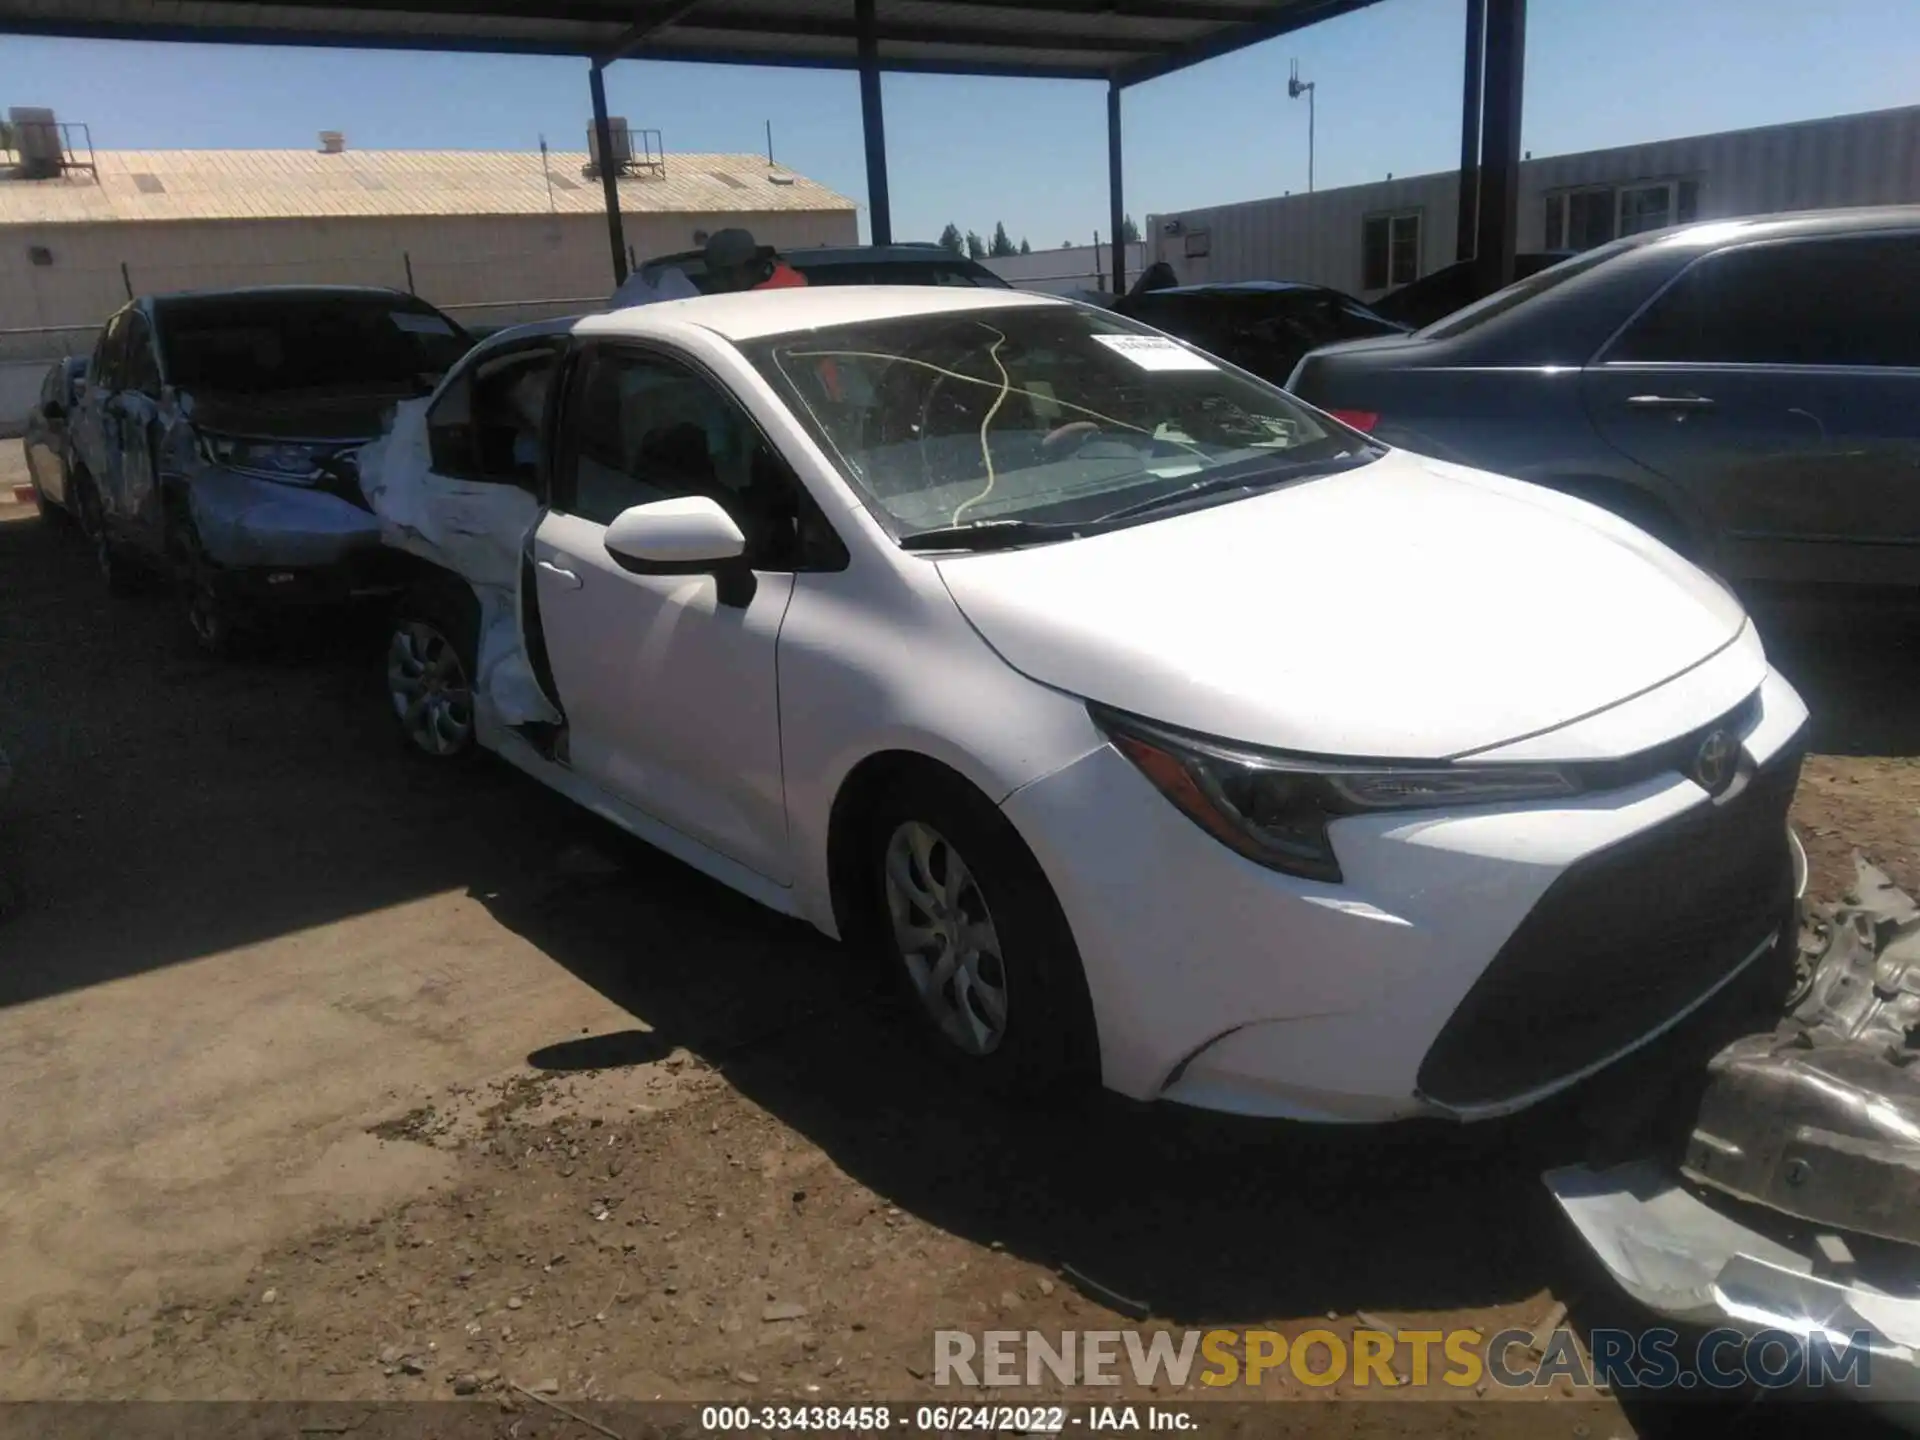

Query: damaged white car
[[68, 286, 473, 652], [359, 285, 1811, 1120]]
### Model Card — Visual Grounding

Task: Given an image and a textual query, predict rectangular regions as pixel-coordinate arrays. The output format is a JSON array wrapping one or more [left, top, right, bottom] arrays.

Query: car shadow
[[477, 814, 1593, 1328]]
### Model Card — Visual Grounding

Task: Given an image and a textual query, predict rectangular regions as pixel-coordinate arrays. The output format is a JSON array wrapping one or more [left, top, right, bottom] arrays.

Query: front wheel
[[863, 773, 1098, 1098], [386, 579, 481, 762], [167, 514, 249, 658]]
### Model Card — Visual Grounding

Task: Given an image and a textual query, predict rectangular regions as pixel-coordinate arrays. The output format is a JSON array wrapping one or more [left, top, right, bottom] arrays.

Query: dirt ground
[[3, 439, 1917, 1438]]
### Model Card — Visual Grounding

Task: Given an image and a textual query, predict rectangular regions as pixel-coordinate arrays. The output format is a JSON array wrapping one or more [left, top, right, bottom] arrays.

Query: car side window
[[1611, 235, 1920, 368], [122, 311, 163, 397], [556, 346, 834, 572], [426, 342, 561, 490]]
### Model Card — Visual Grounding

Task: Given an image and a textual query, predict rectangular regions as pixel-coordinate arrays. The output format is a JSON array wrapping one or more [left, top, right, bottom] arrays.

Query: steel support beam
[[589, 61, 628, 285], [1107, 82, 1126, 293], [1474, 0, 1525, 290], [1455, 0, 1484, 263], [856, 0, 892, 245]]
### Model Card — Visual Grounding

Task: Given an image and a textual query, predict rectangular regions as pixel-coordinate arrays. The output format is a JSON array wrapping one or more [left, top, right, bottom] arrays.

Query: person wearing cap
[[702, 227, 810, 292]]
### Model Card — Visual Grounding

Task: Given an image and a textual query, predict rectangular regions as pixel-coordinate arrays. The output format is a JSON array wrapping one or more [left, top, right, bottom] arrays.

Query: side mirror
[[604, 496, 746, 570], [42, 400, 65, 421]]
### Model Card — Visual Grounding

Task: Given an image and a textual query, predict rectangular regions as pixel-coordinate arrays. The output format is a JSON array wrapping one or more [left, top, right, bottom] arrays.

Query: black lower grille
[[1416, 743, 1804, 1111]]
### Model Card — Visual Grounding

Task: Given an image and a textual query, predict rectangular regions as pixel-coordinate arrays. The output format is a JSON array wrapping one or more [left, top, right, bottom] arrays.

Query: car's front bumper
[[1000, 665, 1809, 1123]]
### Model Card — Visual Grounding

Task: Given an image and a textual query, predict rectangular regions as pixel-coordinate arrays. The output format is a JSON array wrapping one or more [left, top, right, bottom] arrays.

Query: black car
[[1111, 281, 1408, 387], [1288, 207, 1920, 584], [1370, 252, 1573, 330], [635, 243, 1011, 293], [21, 354, 88, 523]]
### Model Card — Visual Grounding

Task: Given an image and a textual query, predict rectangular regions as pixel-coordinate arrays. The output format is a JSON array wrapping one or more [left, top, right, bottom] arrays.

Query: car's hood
[[934, 451, 1749, 760], [183, 389, 408, 443]]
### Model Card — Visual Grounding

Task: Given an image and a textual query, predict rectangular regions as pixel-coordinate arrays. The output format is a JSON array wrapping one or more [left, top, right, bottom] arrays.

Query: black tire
[[385, 574, 482, 764], [71, 471, 138, 596], [166, 510, 250, 659], [858, 769, 1098, 1099]]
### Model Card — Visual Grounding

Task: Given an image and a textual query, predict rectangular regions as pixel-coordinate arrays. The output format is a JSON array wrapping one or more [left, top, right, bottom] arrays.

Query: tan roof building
[[0, 147, 855, 226], [0, 145, 861, 400]]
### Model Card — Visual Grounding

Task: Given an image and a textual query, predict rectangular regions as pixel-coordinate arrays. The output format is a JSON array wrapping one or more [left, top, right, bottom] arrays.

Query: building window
[[1362, 212, 1420, 291], [1544, 187, 1617, 252], [1546, 178, 1701, 252]]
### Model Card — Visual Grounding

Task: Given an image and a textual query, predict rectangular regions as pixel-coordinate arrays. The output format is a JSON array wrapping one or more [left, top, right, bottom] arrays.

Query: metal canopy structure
[[2, 0, 1528, 297], [0, 1, 1387, 83]]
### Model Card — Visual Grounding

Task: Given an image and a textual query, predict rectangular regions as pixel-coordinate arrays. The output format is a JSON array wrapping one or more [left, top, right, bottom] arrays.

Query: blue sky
[[5, 0, 1918, 247]]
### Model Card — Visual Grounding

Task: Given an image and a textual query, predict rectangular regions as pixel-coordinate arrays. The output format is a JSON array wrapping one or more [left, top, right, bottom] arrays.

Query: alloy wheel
[[883, 820, 1009, 1056], [388, 619, 475, 757]]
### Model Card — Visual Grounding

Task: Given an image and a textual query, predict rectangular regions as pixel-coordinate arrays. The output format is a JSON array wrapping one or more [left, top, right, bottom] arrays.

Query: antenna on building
[[1287, 59, 1317, 193], [765, 120, 774, 167], [539, 135, 557, 212]]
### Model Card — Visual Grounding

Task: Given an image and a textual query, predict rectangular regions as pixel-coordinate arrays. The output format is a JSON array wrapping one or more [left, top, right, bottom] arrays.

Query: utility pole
[[1288, 59, 1317, 193]]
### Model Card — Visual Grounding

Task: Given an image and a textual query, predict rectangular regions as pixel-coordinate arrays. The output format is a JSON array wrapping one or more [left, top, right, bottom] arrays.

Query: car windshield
[[745, 302, 1377, 543], [1418, 236, 1651, 338], [157, 293, 473, 396]]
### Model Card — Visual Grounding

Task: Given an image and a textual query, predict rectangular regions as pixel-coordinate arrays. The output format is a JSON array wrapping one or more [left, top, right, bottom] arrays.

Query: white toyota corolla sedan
[[369, 285, 1809, 1124]]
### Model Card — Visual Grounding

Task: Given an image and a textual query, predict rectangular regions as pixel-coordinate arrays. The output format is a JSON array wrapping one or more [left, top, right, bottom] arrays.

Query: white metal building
[[0, 127, 857, 427], [984, 240, 1146, 295], [1146, 103, 1920, 300]]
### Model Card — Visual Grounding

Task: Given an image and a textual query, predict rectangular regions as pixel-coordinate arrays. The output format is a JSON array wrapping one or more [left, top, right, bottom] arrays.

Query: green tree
[[1120, 214, 1142, 243], [937, 222, 965, 255], [965, 230, 986, 260], [989, 222, 1018, 258], [1019, 238, 1032, 255]]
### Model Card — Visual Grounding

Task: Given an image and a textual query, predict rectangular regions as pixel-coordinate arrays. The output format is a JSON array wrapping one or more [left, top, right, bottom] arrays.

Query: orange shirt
[[755, 259, 810, 289]]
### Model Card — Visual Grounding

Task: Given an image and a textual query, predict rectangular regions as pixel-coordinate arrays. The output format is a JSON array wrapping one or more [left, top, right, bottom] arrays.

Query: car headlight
[[197, 432, 321, 484], [1090, 704, 1578, 884]]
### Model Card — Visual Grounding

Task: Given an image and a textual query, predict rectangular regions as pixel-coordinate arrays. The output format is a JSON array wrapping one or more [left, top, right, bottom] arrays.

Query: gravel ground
[[2, 441, 1915, 1437]]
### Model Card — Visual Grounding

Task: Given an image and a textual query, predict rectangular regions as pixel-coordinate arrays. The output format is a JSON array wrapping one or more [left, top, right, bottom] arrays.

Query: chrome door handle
[[537, 559, 582, 589], [1626, 393, 1716, 410]]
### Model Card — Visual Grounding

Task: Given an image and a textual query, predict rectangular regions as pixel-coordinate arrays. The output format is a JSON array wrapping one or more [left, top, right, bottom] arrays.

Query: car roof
[[1643, 205, 1920, 251], [642, 243, 982, 268], [582, 284, 1065, 343], [146, 284, 423, 307], [1138, 281, 1324, 297]]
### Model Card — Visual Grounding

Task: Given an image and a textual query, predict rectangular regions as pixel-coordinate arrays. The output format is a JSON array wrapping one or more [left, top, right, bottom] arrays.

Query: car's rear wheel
[[860, 771, 1097, 1097], [386, 578, 480, 762]]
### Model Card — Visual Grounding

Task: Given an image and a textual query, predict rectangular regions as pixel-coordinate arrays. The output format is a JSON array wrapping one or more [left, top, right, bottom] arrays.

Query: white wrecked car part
[[357, 398, 558, 729], [1545, 1161, 1920, 1418]]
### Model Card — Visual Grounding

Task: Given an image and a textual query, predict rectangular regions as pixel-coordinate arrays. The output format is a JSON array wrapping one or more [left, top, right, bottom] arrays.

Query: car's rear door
[[1583, 232, 1920, 584], [529, 341, 799, 884], [22, 364, 63, 502]]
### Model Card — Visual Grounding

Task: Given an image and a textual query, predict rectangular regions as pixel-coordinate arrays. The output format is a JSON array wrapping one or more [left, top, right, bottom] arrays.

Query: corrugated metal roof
[[0, 149, 857, 226], [0, 0, 1388, 86]]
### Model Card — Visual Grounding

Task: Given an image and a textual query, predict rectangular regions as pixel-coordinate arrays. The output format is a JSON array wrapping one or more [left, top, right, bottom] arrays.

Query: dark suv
[[1288, 208, 1920, 584], [635, 243, 1010, 293], [68, 286, 472, 651]]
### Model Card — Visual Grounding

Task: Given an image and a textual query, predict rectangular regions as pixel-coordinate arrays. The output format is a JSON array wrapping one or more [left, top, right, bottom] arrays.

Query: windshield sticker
[[1091, 334, 1218, 372], [391, 312, 458, 337]]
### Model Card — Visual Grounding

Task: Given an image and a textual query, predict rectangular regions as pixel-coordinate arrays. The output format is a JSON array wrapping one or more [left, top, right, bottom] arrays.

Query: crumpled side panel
[[358, 399, 559, 729]]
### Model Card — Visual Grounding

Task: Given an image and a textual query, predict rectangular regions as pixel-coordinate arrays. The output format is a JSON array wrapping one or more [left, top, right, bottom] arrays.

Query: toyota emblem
[[1692, 729, 1739, 795]]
